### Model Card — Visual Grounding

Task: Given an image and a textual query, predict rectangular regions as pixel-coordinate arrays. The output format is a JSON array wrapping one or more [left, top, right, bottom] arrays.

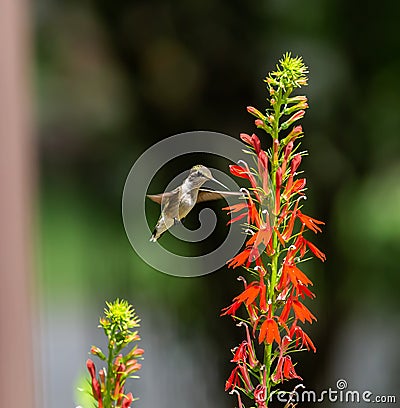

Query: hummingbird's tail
[[149, 230, 158, 242]]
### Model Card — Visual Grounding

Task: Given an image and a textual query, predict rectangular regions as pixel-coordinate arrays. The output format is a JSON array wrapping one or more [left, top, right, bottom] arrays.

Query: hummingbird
[[147, 165, 242, 241]]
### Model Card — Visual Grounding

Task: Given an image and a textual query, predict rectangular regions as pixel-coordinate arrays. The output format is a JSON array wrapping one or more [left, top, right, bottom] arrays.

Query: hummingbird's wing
[[196, 188, 244, 203], [146, 191, 175, 205]]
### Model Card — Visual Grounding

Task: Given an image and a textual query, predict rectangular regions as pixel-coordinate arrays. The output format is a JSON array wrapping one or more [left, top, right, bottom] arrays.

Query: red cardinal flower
[[240, 133, 261, 154], [273, 355, 302, 382], [297, 210, 325, 233], [292, 298, 317, 324], [222, 54, 323, 407], [290, 321, 316, 352], [259, 318, 281, 345], [225, 366, 241, 391]]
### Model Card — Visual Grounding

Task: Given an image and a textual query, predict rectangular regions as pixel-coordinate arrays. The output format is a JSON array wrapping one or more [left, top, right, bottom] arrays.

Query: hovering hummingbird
[[147, 165, 242, 241]]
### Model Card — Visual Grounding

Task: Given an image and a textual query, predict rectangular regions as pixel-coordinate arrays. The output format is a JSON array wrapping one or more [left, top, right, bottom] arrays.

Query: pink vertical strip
[[0, 0, 36, 406]]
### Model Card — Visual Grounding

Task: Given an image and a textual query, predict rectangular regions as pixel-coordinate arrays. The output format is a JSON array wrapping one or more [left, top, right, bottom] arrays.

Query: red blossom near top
[[229, 163, 261, 201], [229, 164, 250, 179], [257, 150, 270, 194], [240, 133, 261, 154]]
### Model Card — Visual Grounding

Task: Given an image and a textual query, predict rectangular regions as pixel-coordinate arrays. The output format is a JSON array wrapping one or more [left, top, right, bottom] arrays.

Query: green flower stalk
[[222, 54, 325, 407], [85, 299, 144, 408]]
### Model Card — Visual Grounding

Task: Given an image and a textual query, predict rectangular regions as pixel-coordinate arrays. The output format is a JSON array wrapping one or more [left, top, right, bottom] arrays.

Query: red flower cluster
[[86, 346, 144, 408], [223, 131, 324, 399], [221, 53, 324, 407]]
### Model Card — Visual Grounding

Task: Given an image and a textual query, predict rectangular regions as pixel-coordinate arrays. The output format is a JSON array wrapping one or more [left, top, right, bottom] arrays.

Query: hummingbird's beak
[[210, 177, 229, 190]]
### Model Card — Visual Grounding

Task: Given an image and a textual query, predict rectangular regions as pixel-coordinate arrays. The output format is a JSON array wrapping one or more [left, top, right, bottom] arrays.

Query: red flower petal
[[227, 248, 251, 268], [297, 211, 325, 233], [225, 367, 240, 391], [230, 165, 249, 178], [306, 240, 326, 262], [259, 318, 281, 345], [292, 299, 317, 324], [282, 355, 302, 380], [235, 285, 260, 306], [220, 300, 242, 317]]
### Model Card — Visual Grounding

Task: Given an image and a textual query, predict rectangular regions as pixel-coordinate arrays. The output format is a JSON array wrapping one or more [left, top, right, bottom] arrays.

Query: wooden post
[[0, 0, 36, 406]]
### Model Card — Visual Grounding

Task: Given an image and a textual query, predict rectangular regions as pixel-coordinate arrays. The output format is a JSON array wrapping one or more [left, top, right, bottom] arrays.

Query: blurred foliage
[[35, 0, 400, 405]]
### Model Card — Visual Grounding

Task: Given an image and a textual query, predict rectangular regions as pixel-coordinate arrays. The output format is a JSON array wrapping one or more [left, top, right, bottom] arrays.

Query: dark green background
[[36, 1, 400, 407]]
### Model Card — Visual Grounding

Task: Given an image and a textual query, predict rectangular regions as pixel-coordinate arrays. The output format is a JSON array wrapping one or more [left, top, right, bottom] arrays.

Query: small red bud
[[133, 347, 144, 357], [240, 133, 252, 144], [121, 392, 134, 408], [247, 106, 266, 120], [284, 141, 294, 160], [90, 346, 106, 360], [273, 139, 280, 163], [99, 369, 106, 387], [86, 359, 96, 380], [251, 133, 261, 154], [291, 154, 302, 173]]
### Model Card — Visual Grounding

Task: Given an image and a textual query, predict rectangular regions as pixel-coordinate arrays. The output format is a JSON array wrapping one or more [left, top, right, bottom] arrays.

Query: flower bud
[[90, 346, 106, 361], [281, 110, 305, 130], [273, 139, 280, 163], [86, 359, 96, 380], [126, 347, 144, 359], [99, 369, 106, 387], [247, 106, 266, 120], [290, 154, 302, 173], [284, 141, 294, 160]]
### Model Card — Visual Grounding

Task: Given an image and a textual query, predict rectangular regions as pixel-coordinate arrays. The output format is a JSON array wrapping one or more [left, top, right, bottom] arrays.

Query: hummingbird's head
[[188, 165, 213, 186], [187, 165, 228, 189]]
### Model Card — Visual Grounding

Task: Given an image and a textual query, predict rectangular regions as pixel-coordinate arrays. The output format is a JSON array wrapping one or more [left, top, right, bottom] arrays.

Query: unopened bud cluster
[[85, 299, 144, 408]]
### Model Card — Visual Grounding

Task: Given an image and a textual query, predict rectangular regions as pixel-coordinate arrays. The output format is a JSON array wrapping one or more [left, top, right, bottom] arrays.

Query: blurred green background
[[35, 1, 400, 407]]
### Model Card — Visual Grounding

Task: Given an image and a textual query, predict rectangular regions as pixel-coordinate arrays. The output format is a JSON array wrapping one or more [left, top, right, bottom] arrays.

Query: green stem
[[265, 238, 279, 397], [264, 91, 282, 397], [105, 327, 116, 407]]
